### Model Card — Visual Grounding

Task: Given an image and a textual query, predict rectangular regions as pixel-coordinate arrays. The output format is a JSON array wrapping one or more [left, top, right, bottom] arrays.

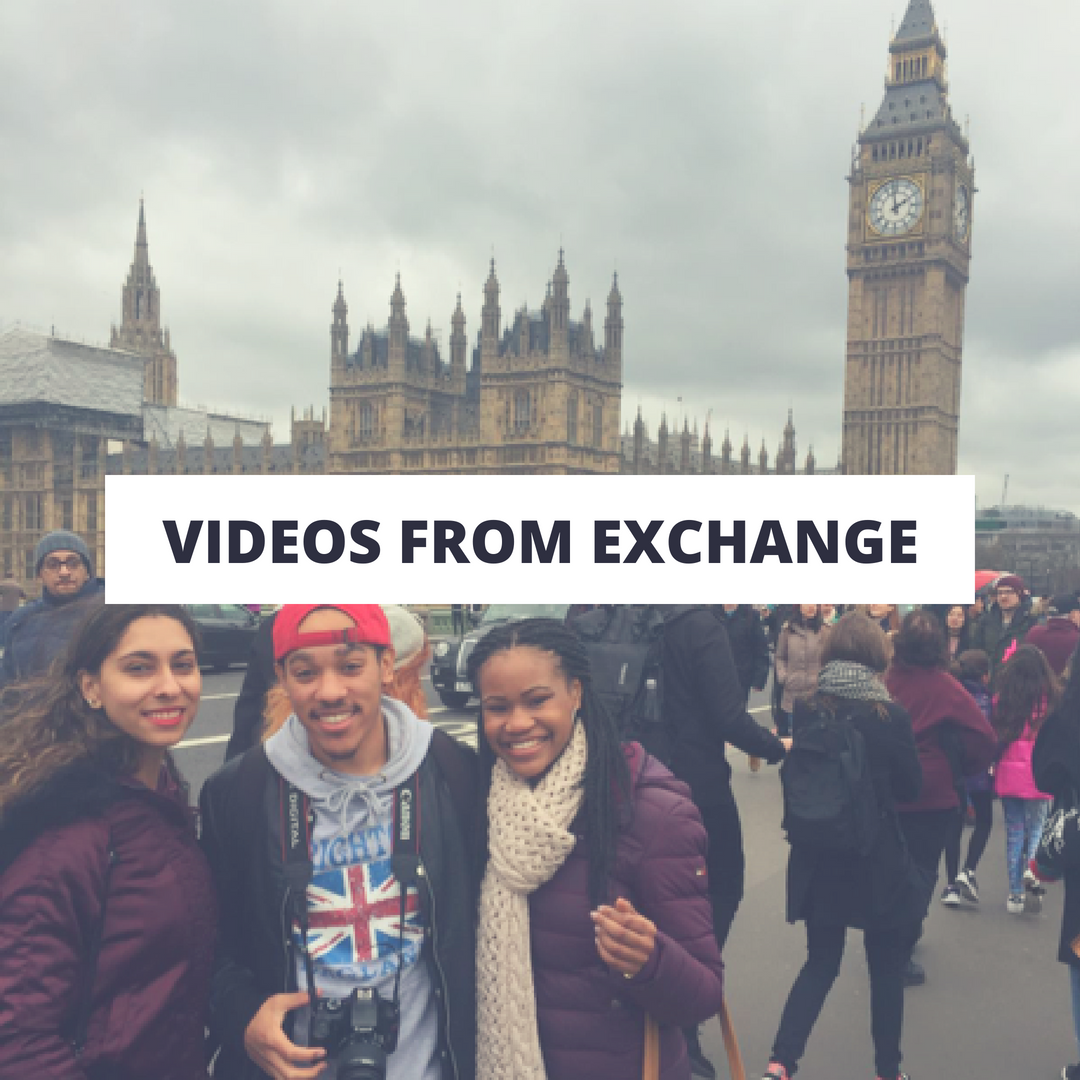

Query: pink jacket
[[996, 720, 1051, 800]]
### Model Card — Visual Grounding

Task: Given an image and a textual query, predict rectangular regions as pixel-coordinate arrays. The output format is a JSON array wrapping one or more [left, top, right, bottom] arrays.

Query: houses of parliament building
[[0, 0, 969, 587]]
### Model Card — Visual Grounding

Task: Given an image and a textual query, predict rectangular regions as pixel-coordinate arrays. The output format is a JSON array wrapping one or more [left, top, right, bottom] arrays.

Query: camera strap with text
[[280, 768, 421, 1013]]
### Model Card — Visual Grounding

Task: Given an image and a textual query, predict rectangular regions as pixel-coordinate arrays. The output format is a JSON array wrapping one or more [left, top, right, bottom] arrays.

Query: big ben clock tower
[[841, 0, 974, 475]]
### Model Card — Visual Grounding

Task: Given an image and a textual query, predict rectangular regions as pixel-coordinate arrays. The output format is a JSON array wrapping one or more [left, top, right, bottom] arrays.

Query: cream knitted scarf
[[476, 720, 589, 1080]]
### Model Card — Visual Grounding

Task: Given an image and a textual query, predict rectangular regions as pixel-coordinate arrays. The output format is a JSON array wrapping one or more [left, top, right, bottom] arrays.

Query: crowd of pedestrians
[[3, 541, 1080, 1079]]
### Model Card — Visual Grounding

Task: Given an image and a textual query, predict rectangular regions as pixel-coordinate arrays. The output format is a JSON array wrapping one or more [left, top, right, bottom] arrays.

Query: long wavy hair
[[993, 644, 1061, 745], [466, 617, 632, 907], [0, 604, 200, 817]]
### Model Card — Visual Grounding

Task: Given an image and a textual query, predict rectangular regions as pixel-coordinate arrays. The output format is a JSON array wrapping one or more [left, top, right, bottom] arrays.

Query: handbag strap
[[642, 998, 746, 1080], [71, 839, 116, 1057]]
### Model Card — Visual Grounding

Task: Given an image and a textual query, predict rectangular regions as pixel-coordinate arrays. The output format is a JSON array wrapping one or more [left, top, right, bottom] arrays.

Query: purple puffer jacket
[[0, 763, 217, 1079], [529, 743, 725, 1080]]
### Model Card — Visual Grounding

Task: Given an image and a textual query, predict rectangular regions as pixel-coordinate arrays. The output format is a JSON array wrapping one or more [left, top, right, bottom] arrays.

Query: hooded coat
[[0, 760, 216, 1079]]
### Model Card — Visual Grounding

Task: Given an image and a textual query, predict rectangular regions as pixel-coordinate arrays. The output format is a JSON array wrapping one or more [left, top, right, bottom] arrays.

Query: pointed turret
[[331, 280, 349, 362], [550, 249, 570, 350], [110, 199, 178, 405], [481, 259, 501, 352], [449, 292, 467, 389], [657, 413, 669, 475], [894, 0, 938, 45], [740, 434, 751, 475], [759, 439, 769, 475], [604, 272, 623, 367], [805, 445, 816, 475], [702, 422, 713, 475]]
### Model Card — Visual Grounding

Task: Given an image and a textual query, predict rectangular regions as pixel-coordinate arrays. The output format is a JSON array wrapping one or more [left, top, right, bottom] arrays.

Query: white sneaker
[[1007, 894, 1024, 915], [1024, 868, 1047, 897], [956, 869, 979, 903]]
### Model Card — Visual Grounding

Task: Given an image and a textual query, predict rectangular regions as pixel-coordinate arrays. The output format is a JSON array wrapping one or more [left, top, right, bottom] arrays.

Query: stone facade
[[841, 0, 974, 475], [110, 200, 179, 406], [328, 253, 623, 475]]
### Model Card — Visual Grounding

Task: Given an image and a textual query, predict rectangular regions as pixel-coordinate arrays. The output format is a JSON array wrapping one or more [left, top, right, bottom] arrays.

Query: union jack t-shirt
[[296, 818, 426, 985]]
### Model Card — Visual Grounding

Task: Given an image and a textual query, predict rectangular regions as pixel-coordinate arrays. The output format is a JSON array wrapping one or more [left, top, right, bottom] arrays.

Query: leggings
[[1001, 797, 1050, 895], [944, 790, 994, 883], [770, 921, 906, 1078]]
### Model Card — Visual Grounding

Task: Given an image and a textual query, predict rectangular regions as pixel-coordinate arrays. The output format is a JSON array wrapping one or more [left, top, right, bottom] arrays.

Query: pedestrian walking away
[[468, 617, 725, 1080], [941, 649, 996, 906], [0, 604, 216, 1078], [762, 613, 922, 1080], [885, 610, 997, 986], [993, 644, 1059, 914], [1033, 658, 1080, 1080]]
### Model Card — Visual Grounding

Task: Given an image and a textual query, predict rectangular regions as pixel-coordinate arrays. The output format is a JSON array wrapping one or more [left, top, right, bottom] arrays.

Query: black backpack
[[569, 605, 702, 766], [780, 700, 880, 857]]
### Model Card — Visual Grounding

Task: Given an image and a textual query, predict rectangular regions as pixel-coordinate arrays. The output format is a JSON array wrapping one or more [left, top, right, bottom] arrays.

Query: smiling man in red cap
[[200, 604, 478, 1080]]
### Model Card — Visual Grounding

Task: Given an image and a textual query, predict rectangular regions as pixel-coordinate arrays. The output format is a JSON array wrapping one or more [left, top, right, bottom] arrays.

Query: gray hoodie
[[265, 697, 439, 1080]]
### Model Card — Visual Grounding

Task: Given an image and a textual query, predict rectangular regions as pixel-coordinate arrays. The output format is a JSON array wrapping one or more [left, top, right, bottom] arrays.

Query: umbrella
[[975, 570, 1001, 592]]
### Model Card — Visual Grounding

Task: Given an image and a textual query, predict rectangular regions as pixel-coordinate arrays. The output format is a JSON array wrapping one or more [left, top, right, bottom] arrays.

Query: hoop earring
[[85, 699, 101, 709]]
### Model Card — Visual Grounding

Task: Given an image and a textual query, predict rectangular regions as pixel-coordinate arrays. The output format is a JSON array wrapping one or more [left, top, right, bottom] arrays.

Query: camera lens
[[337, 1042, 387, 1080]]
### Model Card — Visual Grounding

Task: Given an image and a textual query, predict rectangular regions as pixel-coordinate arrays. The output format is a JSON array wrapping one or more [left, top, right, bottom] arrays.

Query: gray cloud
[[1, 0, 1077, 514]]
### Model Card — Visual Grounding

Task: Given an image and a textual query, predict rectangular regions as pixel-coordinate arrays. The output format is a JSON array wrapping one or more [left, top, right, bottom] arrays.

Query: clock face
[[868, 177, 925, 237], [954, 184, 971, 241]]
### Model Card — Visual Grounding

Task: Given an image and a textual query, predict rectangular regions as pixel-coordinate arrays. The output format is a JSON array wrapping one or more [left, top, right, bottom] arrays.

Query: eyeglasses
[[42, 556, 84, 573]]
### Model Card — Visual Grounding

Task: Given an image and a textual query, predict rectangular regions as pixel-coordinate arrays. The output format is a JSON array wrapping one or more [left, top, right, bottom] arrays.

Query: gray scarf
[[816, 660, 892, 703]]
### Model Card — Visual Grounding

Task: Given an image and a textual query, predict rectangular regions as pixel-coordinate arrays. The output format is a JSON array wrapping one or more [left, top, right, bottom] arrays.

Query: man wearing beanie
[[200, 604, 478, 1080], [970, 574, 1039, 683], [0, 530, 104, 688]]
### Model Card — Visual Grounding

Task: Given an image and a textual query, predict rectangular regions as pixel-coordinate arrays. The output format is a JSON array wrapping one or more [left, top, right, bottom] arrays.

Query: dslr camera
[[309, 986, 400, 1080]]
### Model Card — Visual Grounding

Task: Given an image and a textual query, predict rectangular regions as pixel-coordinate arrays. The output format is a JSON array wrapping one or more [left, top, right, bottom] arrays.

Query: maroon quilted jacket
[[529, 743, 725, 1080], [0, 761, 217, 1079]]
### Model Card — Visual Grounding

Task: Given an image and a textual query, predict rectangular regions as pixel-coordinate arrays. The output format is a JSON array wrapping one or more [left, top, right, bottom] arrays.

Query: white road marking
[[176, 734, 230, 749]]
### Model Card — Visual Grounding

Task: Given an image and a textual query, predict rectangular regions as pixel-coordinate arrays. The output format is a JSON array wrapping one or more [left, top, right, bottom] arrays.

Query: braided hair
[[466, 617, 632, 907]]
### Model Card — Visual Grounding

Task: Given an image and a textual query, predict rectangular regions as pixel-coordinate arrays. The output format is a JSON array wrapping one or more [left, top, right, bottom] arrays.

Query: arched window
[[359, 402, 373, 439], [514, 390, 531, 433], [567, 392, 578, 444], [592, 404, 603, 448]]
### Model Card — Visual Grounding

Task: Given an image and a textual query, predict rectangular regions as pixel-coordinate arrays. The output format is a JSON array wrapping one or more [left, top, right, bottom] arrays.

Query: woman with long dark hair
[[993, 644, 1059, 913], [761, 614, 922, 1080], [0, 604, 216, 1077], [467, 617, 724, 1080]]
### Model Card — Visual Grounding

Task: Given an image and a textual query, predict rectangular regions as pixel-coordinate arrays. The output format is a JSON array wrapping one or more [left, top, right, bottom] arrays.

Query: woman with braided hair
[[467, 617, 724, 1080]]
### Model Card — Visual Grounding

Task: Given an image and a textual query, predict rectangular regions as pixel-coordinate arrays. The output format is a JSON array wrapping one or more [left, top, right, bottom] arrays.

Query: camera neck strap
[[281, 767, 422, 1013]]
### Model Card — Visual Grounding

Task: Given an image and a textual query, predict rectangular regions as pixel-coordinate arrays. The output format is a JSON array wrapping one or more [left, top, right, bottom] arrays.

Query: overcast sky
[[1, 0, 1077, 513]]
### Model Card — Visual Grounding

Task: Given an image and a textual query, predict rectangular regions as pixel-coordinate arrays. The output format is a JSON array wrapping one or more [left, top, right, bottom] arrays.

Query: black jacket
[[226, 613, 277, 760], [1033, 702, 1080, 967], [199, 740, 478, 1080], [970, 600, 1039, 680], [658, 606, 785, 808], [785, 697, 926, 929], [711, 606, 770, 697]]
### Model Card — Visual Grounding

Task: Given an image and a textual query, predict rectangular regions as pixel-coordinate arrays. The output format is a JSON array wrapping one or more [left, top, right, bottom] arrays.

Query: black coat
[[658, 606, 785, 809], [711, 606, 770, 698], [226, 612, 277, 760], [200, 740, 478, 1080], [1033, 702, 1080, 967], [970, 600, 1039, 680], [785, 697, 926, 930]]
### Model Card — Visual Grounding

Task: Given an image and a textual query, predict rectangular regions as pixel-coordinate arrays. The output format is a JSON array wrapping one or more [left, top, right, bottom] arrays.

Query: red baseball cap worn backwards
[[273, 604, 392, 662]]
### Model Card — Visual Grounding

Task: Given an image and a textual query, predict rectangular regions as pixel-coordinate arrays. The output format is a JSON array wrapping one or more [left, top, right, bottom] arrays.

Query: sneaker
[[940, 885, 961, 906], [1024, 868, 1047, 897], [761, 1064, 791, 1080], [901, 958, 925, 986], [1006, 894, 1024, 915], [956, 868, 979, 903]]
